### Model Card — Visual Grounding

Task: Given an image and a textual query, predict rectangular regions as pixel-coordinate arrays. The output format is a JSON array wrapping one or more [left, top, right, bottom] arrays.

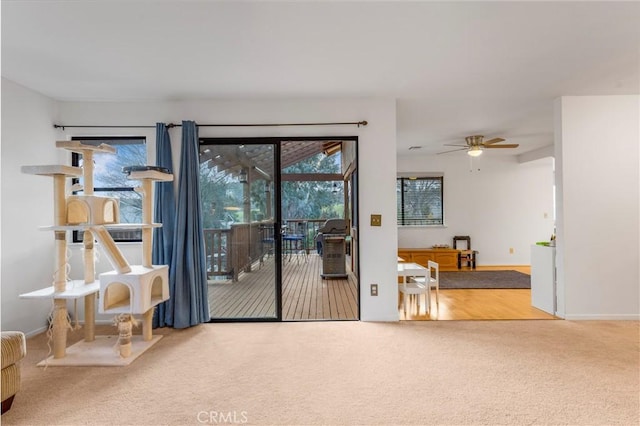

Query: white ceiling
[[2, 1, 639, 156]]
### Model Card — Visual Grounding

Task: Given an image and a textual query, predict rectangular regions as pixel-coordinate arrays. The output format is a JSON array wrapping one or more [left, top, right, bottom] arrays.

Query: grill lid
[[318, 219, 347, 234]]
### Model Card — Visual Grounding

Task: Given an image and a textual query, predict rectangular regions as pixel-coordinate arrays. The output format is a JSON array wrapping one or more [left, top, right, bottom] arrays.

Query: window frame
[[397, 175, 444, 227], [70, 136, 147, 243]]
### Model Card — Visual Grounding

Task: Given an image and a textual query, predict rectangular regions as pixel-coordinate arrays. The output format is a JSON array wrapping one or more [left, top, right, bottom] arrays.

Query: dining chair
[[414, 260, 440, 310], [398, 264, 430, 315]]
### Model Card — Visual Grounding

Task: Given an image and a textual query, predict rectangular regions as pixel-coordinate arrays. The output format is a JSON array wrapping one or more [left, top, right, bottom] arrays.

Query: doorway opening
[[199, 137, 359, 321]]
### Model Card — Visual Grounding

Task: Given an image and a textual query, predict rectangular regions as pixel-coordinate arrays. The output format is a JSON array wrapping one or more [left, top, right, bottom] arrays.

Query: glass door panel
[[280, 140, 359, 320], [199, 142, 279, 320]]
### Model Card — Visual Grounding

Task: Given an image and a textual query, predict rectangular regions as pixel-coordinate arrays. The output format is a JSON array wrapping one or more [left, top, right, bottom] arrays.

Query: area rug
[[439, 270, 531, 289]]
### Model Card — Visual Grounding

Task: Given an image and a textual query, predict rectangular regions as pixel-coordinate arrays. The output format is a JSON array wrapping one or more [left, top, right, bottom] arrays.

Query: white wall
[[1, 92, 399, 334], [1, 78, 62, 334], [555, 95, 639, 320], [397, 154, 555, 265], [3, 83, 637, 331]]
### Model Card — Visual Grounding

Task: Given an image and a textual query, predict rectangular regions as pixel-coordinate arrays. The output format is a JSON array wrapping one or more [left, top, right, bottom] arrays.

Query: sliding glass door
[[199, 136, 359, 322], [199, 141, 280, 320]]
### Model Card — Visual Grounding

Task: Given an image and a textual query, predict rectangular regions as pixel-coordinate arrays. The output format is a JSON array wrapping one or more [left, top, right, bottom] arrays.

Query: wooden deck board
[[208, 253, 358, 321]]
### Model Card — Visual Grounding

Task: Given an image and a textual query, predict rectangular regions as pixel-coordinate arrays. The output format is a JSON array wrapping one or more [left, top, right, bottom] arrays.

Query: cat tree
[[20, 141, 172, 366]]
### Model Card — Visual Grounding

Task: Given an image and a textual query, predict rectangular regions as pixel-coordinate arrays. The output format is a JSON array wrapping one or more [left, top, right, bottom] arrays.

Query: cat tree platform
[[36, 335, 163, 367]]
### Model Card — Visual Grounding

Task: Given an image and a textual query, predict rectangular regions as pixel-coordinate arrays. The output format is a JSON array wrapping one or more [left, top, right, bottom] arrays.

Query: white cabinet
[[531, 245, 556, 315]]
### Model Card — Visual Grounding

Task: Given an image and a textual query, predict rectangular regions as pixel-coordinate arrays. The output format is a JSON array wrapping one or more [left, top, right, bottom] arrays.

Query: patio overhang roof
[[199, 139, 344, 182]]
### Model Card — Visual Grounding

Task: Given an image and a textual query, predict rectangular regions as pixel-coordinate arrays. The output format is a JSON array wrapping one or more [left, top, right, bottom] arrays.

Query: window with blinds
[[397, 176, 443, 226]]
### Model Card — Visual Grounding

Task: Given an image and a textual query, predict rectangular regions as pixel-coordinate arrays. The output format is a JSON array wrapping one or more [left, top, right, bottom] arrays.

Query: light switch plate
[[371, 214, 382, 226]]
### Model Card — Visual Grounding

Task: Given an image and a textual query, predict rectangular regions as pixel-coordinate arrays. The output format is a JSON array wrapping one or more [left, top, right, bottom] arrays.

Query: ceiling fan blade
[[443, 144, 468, 147], [437, 147, 467, 155], [484, 144, 519, 148], [483, 138, 506, 145]]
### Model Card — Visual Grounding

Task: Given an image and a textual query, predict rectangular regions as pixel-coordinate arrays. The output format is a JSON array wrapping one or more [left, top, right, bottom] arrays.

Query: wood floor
[[207, 253, 358, 321], [401, 265, 557, 321], [208, 258, 555, 322]]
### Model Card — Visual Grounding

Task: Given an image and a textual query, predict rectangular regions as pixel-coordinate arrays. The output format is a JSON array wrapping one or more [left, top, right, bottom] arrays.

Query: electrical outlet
[[370, 284, 378, 296], [370, 214, 382, 227], [509, 247, 515, 254]]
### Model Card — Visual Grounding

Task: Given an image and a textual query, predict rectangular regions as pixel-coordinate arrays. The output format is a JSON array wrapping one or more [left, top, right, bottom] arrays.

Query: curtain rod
[[53, 121, 368, 130]]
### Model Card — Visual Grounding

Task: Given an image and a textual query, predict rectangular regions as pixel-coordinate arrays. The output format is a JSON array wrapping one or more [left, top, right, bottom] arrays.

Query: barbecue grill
[[317, 219, 348, 278]]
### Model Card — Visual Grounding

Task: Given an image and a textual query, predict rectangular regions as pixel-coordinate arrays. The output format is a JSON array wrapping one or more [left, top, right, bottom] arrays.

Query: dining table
[[397, 262, 427, 280]]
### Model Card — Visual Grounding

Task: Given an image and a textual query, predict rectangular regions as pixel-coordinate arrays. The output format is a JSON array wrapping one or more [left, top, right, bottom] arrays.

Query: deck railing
[[204, 221, 274, 281], [203, 228, 232, 279], [204, 218, 333, 281]]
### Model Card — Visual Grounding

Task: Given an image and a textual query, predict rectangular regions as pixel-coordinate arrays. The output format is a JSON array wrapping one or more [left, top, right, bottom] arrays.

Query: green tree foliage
[[282, 152, 343, 220], [199, 148, 345, 230], [86, 143, 147, 223], [199, 163, 243, 229]]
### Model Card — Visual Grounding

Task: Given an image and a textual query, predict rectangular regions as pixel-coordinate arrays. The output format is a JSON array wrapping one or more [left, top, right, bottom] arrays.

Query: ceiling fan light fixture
[[467, 146, 483, 157]]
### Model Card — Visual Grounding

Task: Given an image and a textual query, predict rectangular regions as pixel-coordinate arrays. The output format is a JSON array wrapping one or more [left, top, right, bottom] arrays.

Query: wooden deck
[[207, 253, 359, 321]]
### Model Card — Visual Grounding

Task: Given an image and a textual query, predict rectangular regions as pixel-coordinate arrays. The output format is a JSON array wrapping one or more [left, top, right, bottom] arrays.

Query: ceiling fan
[[437, 135, 519, 157]]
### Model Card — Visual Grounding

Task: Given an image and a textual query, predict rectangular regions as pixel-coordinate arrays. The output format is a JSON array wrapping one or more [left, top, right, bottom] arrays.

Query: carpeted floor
[[439, 270, 531, 289], [2, 320, 638, 425]]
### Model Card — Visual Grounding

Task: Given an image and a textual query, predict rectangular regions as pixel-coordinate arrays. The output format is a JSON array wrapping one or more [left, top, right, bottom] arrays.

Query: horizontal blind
[[397, 177, 443, 226]]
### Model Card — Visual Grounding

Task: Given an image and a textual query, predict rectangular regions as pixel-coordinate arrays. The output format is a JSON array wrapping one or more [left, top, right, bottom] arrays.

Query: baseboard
[[479, 265, 531, 267], [361, 314, 400, 322], [24, 325, 48, 338], [564, 314, 640, 320]]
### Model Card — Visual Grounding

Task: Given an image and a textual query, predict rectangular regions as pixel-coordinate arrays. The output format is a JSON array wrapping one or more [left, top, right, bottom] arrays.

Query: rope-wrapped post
[[52, 174, 68, 358], [115, 314, 135, 358], [51, 300, 68, 359], [83, 230, 95, 342]]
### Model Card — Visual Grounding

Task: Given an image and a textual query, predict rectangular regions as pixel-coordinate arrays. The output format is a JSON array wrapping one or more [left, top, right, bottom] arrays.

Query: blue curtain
[[152, 123, 176, 328], [170, 120, 210, 328]]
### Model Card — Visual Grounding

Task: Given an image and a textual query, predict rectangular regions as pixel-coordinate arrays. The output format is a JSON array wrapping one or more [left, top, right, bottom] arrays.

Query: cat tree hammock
[[20, 141, 172, 366]]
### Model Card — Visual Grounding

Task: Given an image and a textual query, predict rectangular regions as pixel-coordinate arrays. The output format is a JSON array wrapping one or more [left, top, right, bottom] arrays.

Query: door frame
[[201, 136, 360, 322]]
